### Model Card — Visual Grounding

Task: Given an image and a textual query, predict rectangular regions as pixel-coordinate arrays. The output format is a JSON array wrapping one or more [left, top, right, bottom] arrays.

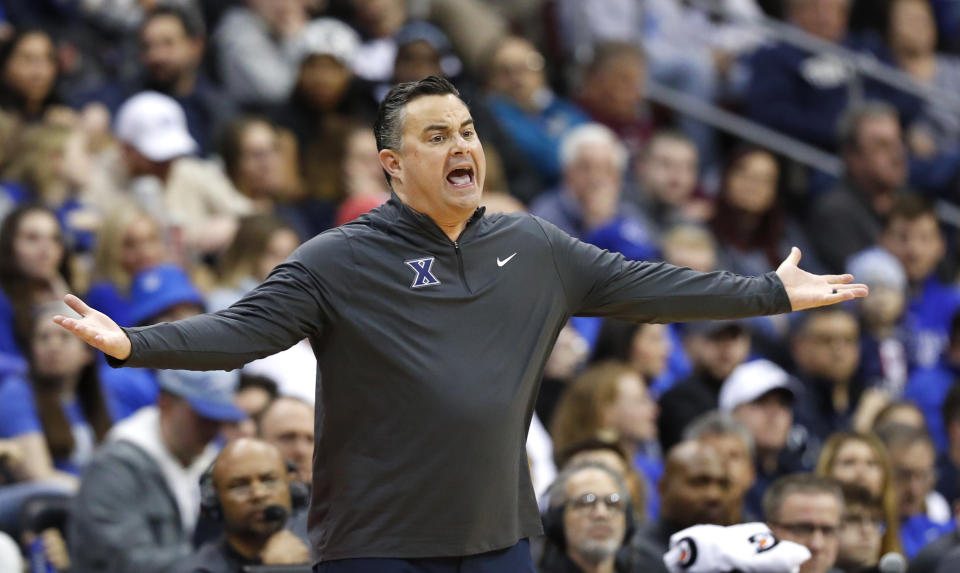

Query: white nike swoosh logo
[[497, 253, 517, 267]]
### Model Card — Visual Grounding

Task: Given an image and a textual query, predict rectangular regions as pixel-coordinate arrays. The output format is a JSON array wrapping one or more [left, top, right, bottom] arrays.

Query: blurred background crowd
[[1, 0, 960, 571]]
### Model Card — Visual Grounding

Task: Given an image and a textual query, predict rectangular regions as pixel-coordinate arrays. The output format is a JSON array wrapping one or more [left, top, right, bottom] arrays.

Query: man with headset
[[182, 438, 310, 572], [540, 462, 638, 572]]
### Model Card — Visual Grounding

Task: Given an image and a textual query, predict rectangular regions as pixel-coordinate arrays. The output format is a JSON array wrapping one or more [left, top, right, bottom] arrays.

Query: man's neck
[[159, 419, 197, 467], [758, 448, 780, 475], [437, 219, 468, 242], [896, 49, 936, 81], [831, 380, 850, 413], [173, 70, 198, 97], [394, 190, 473, 242], [568, 552, 616, 573], [226, 533, 269, 561]]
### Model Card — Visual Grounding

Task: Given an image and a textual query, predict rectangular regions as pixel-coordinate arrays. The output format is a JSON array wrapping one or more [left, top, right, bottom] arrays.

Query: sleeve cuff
[[765, 271, 793, 314], [104, 327, 138, 368]]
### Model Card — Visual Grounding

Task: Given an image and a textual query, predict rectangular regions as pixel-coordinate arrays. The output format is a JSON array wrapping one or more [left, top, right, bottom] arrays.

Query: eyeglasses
[[772, 522, 839, 538], [567, 492, 627, 514]]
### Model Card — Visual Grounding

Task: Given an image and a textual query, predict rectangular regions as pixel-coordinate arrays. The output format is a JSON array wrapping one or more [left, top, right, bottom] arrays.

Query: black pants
[[313, 539, 535, 573]]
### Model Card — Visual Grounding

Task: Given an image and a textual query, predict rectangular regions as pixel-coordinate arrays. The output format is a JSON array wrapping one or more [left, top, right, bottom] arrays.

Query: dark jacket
[[657, 370, 725, 453], [68, 440, 192, 573], [910, 528, 960, 573], [629, 520, 675, 573], [111, 194, 792, 562], [746, 39, 920, 152], [178, 536, 261, 573], [807, 181, 889, 274]]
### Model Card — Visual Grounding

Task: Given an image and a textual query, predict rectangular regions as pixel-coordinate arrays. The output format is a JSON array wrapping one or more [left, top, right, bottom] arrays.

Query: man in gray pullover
[[55, 76, 867, 572]]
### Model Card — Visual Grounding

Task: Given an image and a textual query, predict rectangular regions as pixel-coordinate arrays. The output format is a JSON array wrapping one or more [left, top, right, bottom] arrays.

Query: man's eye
[[462, 130, 474, 138], [431, 135, 445, 143]]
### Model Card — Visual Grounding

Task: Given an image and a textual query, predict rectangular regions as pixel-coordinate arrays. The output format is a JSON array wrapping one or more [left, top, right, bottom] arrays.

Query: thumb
[[784, 246, 801, 267]]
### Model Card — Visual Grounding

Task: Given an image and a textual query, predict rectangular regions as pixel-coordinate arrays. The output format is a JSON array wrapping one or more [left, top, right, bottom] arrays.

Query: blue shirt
[[98, 356, 158, 420], [0, 287, 19, 358], [901, 514, 955, 558], [905, 360, 958, 452], [635, 451, 663, 522], [905, 276, 960, 370], [0, 377, 95, 475]]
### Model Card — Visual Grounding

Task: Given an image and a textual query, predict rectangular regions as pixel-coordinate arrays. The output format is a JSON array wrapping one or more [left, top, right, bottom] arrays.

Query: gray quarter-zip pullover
[[114, 195, 792, 562]]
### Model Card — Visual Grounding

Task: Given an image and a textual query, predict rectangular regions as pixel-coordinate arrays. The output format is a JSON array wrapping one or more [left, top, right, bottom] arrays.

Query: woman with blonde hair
[[85, 201, 166, 327], [550, 361, 661, 518], [2, 122, 98, 249], [815, 431, 902, 556]]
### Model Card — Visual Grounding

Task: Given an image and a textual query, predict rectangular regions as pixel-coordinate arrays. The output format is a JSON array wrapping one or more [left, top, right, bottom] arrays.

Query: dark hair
[[943, 382, 960, 428], [763, 473, 843, 522], [0, 28, 59, 118], [0, 205, 71, 350], [950, 309, 960, 347], [373, 75, 462, 185], [839, 101, 899, 154], [710, 145, 785, 269], [591, 320, 645, 364], [237, 374, 279, 425], [555, 434, 630, 470], [884, 194, 937, 229], [143, 3, 207, 39], [220, 116, 275, 185], [584, 41, 644, 77], [238, 374, 279, 401], [27, 306, 112, 461], [840, 482, 882, 514], [790, 306, 855, 338]]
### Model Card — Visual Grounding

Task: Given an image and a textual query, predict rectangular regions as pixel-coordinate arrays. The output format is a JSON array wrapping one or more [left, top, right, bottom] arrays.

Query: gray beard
[[572, 538, 620, 565]]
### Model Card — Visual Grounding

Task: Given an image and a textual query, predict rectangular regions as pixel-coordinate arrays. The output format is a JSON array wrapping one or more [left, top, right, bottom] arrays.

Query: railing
[[641, 0, 960, 227]]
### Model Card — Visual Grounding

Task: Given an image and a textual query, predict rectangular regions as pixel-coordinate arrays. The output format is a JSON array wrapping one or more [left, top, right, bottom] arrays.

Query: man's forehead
[[705, 433, 748, 453], [403, 95, 472, 129], [783, 491, 841, 512], [216, 447, 285, 481], [567, 468, 618, 495]]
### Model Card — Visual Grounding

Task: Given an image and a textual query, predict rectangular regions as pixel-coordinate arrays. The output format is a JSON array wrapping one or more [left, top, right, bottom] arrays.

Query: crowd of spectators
[[2, 0, 960, 571]]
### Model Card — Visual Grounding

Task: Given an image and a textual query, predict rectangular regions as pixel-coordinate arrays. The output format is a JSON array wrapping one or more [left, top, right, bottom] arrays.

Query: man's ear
[[379, 148, 402, 184]]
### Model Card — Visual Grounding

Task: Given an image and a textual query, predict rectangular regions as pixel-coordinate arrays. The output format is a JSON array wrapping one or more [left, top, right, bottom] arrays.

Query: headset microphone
[[263, 505, 288, 522]]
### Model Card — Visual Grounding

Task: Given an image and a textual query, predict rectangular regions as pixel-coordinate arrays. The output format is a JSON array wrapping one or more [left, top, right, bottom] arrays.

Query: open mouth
[[445, 165, 475, 188]]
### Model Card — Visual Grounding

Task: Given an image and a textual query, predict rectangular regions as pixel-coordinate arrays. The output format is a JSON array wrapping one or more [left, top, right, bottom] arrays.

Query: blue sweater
[[486, 94, 589, 186]]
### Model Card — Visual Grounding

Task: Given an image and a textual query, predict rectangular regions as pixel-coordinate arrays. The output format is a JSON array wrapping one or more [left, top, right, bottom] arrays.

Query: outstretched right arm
[[53, 231, 346, 371]]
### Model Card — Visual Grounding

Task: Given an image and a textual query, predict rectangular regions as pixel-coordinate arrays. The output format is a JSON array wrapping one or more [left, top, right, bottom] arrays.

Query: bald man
[[180, 438, 309, 572], [632, 441, 731, 572]]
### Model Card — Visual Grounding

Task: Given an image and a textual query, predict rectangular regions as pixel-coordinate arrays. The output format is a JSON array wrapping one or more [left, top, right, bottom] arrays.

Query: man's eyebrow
[[422, 118, 475, 134]]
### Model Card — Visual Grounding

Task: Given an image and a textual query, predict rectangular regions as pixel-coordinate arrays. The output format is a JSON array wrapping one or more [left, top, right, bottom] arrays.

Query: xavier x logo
[[405, 257, 441, 288]]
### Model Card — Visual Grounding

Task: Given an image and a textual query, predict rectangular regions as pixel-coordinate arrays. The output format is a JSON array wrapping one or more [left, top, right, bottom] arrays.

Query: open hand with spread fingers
[[775, 247, 869, 311], [52, 294, 132, 360]]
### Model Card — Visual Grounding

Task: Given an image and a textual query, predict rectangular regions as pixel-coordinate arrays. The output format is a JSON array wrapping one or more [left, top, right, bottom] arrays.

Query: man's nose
[[808, 528, 827, 551], [249, 480, 271, 500]]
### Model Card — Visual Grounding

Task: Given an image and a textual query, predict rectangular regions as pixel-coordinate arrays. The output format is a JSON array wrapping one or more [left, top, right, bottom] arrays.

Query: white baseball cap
[[297, 18, 361, 68], [114, 91, 198, 162], [719, 359, 798, 412]]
